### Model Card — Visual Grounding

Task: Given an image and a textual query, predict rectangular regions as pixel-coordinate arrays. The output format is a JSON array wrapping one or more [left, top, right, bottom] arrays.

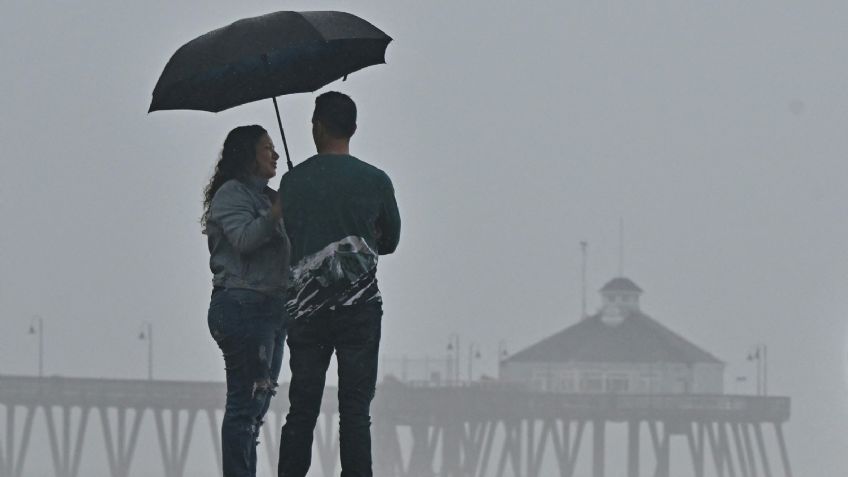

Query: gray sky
[[1, 0, 846, 474]]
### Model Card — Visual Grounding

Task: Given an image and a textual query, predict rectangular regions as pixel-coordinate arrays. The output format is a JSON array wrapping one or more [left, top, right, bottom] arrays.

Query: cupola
[[599, 277, 643, 325]]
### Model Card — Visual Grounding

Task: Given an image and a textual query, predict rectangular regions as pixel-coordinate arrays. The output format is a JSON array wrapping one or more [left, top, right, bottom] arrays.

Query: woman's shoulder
[[217, 178, 254, 195], [219, 178, 246, 191], [211, 179, 252, 205]]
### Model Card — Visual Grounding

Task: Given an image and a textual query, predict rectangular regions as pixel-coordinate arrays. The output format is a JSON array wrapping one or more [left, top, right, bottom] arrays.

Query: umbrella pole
[[271, 97, 294, 171]]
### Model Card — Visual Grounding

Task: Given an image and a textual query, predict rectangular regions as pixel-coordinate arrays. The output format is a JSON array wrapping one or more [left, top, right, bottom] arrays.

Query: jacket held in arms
[[280, 154, 400, 320], [206, 177, 291, 297]]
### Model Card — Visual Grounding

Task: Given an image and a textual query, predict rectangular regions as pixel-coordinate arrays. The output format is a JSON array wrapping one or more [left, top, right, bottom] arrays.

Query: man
[[277, 91, 400, 477]]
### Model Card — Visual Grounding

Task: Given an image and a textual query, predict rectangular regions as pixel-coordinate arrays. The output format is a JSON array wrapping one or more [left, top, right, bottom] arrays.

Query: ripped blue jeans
[[208, 288, 287, 477]]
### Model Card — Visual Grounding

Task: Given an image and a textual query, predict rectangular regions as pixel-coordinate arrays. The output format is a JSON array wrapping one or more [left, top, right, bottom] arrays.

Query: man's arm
[[375, 175, 400, 255]]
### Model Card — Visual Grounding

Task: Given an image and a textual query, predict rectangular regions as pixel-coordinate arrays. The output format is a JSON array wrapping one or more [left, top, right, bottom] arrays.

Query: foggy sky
[[1, 1, 846, 475]]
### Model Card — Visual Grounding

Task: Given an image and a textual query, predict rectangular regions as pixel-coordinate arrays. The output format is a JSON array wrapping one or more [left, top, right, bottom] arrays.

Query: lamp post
[[763, 344, 768, 396], [497, 341, 509, 362], [747, 344, 767, 396], [467, 344, 482, 383], [446, 334, 460, 384], [401, 354, 408, 382], [28, 315, 43, 377], [735, 375, 749, 395], [497, 340, 509, 379], [139, 322, 153, 380]]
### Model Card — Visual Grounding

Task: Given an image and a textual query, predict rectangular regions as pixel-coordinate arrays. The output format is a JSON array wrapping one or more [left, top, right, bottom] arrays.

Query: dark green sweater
[[279, 154, 400, 319]]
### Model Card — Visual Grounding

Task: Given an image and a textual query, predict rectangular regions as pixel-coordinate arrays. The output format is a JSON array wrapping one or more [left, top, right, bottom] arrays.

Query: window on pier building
[[531, 369, 550, 391], [553, 371, 576, 392], [580, 372, 604, 392], [638, 371, 660, 393], [606, 373, 630, 393]]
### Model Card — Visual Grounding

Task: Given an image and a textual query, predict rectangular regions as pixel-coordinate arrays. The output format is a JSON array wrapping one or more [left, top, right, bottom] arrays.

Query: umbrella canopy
[[149, 11, 392, 113]]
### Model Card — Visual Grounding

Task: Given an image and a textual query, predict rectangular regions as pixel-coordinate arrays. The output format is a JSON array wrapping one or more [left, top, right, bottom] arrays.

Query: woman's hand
[[265, 187, 283, 219], [269, 195, 283, 220]]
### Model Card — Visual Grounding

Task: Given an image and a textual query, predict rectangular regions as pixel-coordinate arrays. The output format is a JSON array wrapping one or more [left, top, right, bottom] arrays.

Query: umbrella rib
[[294, 11, 330, 43]]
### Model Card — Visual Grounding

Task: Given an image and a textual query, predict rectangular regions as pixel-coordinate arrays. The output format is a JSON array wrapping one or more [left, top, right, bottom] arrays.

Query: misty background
[[1, 1, 846, 475]]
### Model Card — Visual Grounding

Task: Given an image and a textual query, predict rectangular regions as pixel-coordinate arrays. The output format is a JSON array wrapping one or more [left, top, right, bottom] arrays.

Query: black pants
[[277, 302, 382, 477]]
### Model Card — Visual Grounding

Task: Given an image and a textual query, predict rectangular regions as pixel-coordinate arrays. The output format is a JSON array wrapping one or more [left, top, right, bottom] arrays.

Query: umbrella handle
[[271, 97, 294, 171], [261, 54, 293, 171]]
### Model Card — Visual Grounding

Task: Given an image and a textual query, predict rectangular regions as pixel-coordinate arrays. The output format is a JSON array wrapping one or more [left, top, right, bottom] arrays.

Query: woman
[[203, 125, 290, 477]]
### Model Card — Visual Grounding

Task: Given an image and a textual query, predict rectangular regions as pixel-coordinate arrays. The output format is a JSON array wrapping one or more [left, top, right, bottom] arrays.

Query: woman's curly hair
[[201, 125, 267, 230]]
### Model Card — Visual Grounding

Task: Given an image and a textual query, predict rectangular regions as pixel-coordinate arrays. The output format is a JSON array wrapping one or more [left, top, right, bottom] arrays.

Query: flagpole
[[618, 218, 624, 276], [580, 241, 587, 320]]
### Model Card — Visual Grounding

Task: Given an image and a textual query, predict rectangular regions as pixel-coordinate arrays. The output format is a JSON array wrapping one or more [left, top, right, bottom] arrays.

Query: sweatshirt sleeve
[[209, 182, 281, 255], [376, 174, 401, 255]]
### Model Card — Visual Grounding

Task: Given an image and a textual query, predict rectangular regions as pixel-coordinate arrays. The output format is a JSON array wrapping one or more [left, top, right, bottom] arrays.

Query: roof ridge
[[632, 312, 723, 364]]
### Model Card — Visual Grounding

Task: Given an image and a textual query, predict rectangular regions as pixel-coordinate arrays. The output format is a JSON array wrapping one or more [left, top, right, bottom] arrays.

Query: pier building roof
[[507, 277, 721, 365], [506, 310, 721, 364]]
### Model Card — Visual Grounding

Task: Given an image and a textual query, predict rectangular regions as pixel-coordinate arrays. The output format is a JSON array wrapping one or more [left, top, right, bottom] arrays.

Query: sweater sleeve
[[209, 182, 280, 255], [376, 174, 401, 255]]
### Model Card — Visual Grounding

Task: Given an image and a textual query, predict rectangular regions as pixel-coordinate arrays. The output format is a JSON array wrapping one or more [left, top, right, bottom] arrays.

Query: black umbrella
[[149, 11, 392, 170]]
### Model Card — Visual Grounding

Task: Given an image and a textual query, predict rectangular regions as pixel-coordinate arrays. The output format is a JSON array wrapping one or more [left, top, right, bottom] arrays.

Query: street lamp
[[497, 340, 509, 363], [138, 322, 153, 380], [28, 315, 43, 377], [496, 340, 509, 379], [746, 344, 768, 396], [446, 334, 460, 383], [735, 375, 749, 395], [467, 344, 482, 382]]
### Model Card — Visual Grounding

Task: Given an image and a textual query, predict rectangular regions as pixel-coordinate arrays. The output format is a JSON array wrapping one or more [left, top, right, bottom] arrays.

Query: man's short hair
[[312, 91, 357, 138]]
